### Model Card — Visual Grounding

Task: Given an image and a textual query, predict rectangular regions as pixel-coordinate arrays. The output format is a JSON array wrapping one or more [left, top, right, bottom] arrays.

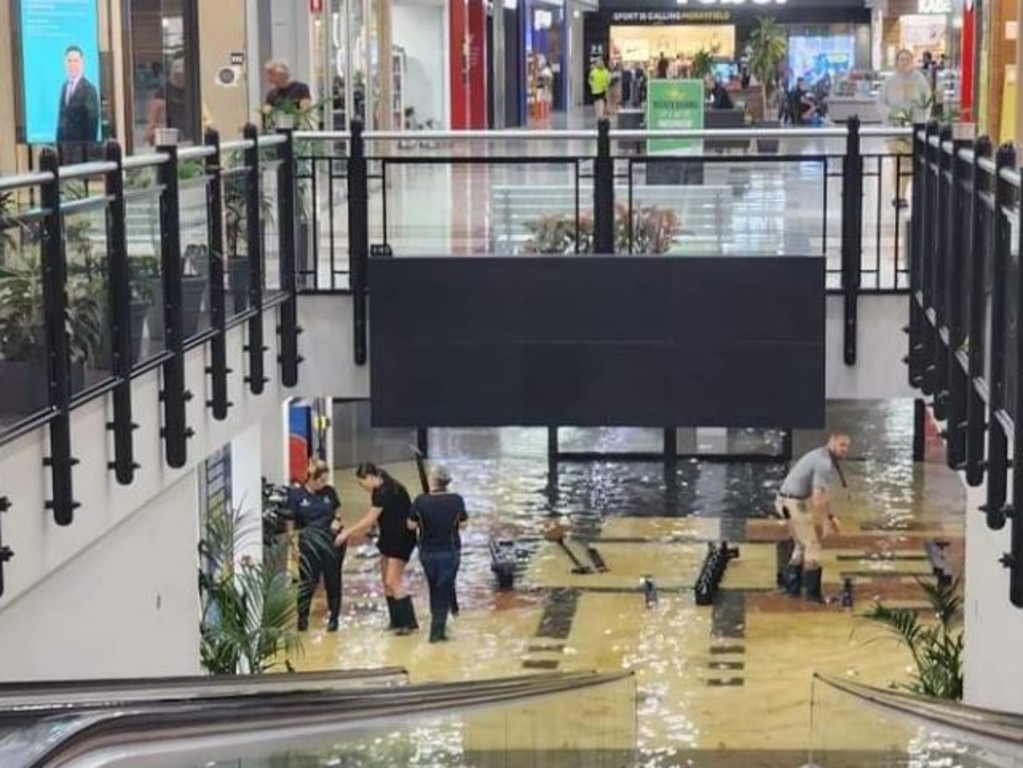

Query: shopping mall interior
[[0, 0, 1022, 766]]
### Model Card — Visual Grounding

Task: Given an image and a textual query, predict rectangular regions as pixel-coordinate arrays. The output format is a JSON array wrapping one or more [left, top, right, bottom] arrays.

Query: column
[[378, 0, 394, 130]]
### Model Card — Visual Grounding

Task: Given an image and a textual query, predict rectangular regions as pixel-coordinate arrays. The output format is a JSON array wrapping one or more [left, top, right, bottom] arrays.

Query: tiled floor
[[286, 401, 964, 766]]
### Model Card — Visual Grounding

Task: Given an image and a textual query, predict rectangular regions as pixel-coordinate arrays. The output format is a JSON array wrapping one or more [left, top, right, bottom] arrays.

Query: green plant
[[0, 255, 104, 363], [747, 17, 788, 115], [0, 191, 18, 255], [524, 205, 679, 255], [199, 505, 308, 675], [690, 49, 715, 80], [860, 576, 964, 700]]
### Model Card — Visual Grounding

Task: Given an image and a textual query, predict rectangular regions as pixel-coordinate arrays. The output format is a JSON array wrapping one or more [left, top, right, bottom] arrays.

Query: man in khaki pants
[[775, 431, 851, 603]]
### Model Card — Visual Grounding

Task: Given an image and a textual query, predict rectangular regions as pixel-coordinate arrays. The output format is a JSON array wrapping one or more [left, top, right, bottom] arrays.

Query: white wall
[[230, 420, 264, 565], [294, 294, 370, 400], [826, 294, 917, 400], [962, 478, 1023, 713], [0, 471, 202, 681], [393, 0, 448, 127]]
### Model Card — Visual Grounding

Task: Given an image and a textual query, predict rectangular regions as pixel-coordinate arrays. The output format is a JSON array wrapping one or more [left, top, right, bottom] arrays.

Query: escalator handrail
[[0, 667, 408, 700], [814, 673, 1023, 745], [22, 670, 635, 768]]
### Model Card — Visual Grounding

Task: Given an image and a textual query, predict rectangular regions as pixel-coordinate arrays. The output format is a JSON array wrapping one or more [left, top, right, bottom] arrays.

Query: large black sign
[[369, 256, 825, 429]]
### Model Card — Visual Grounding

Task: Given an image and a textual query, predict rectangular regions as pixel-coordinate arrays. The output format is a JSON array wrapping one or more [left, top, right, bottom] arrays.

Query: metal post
[[104, 140, 139, 483], [349, 119, 369, 365], [943, 134, 971, 471], [0, 495, 11, 597], [912, 398, 927, 463], [841, 115, 863, 366], [1009, 136, 1023, 607], [547, 426, 559, 489], [278, 127, 303, 387], [907, 123, 925, 389], [205, 128, 232, 419], [931, 125, 954, 422], [593, 118, 614, 254], [157, 140, 193, 469], [39, 148, 79, 525], [964, 136, 993, 487], [243, 123, 268, 395], [416, 427, 429, 458]]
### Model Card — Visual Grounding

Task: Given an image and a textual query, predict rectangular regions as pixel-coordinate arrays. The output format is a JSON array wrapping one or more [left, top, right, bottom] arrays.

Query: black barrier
[[694, 541, 739, 607], [205, 129, 232, 420]]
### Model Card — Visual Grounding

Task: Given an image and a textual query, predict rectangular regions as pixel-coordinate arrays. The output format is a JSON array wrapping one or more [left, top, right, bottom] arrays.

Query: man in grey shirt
[[775, 431, 851, 602]]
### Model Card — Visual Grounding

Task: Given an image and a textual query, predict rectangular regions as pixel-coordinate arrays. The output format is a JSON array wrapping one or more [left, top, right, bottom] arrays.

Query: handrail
[[815, 673, 1023, 745], [12, 671, 634, 768], [0, 667, 409, 711]]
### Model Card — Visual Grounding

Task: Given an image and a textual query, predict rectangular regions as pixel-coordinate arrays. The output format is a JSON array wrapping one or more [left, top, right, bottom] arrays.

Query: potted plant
[[859, 576, 964, 700], [524, 206, 679, 255], [747, 17, 788, 152], [690, 49, 715, 80], [0, 257, 103, 415], [198, 504, 313, 675]]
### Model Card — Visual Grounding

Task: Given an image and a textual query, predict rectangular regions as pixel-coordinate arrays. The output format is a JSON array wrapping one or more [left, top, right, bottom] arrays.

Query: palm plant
[[690, 49, 715, 80], [747, 17, 788, 118], [860, 576, 964, 700], [198, 505, 306, 675]]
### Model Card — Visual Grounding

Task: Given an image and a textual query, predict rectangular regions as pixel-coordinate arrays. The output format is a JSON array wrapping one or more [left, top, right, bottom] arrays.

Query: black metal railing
[[907, 121, 1023, 608], [306, 118, 913, 377], [0, 127, 302, 580]]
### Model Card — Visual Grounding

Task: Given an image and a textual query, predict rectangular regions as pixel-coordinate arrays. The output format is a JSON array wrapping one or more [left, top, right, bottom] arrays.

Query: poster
[[645, 79, 704, 155], [18, 0, 102, 145]]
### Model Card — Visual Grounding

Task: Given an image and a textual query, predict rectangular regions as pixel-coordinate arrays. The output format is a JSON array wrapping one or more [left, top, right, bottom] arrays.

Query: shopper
[[589, 59, 611, 120], [287, 459, 345, 632], [408, 465, 468, 643], [263, 59, 312, 124], [336, 463, 419, 634], [879, 49, 931, 208], [774, 431, 851, 603]]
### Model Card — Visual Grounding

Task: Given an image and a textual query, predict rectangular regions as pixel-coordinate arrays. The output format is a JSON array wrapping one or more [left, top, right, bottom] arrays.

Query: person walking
[[336, 463, 419, 634], [286, 460, 345, 632], [588, 59, 611, 120], [775, 431, 851, 603], [879, 49, 931, 208], [408, 465, 468, 643]]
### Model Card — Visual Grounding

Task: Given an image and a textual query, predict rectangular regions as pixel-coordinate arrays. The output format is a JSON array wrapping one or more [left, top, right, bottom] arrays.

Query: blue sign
[[18, 0, 102, 145]]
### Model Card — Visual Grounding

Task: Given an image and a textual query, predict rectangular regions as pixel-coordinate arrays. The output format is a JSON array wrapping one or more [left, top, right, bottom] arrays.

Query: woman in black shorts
[[335, 462, 419, 635]]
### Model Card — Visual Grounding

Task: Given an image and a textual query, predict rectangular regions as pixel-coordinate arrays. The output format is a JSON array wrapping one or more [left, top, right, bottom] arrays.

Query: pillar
[[449, 0, 486, 128], [961, 0, 977, 120], [378, 0, 393, 130]]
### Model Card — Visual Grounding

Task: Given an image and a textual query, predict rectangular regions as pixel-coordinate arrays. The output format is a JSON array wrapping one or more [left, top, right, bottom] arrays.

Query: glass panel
[[261, 163, 282, 296], [301, 152, 348, 291], [178, 177, 211, 338], [222, 161, 250, 319], [810, 676, 1023, 768], [0, 191, 50, 428], [124, 184, 166, 366], [62, 180, 112, 393]]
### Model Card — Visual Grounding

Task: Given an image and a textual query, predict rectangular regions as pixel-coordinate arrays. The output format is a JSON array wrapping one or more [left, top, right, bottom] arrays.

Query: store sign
[[611, 10, 733, 23], [18, 0, 102, 145], [675, 0, 785, 4], [918, 0, 952, 12], [646, 79, 705, 155]]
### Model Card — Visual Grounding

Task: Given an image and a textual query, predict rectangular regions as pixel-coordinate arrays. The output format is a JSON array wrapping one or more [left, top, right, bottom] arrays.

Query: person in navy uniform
[[408, 465, 468, 643], [336, 463, 418, 635], [287, 459, 344, 632]]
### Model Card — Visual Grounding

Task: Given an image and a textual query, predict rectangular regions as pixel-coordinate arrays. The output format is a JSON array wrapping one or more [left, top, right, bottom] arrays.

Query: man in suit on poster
[[56, 45, 100, 161]]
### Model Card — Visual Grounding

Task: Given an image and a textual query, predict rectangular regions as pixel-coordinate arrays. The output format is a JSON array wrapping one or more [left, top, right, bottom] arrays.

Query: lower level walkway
[[288, 401, 963, 766]]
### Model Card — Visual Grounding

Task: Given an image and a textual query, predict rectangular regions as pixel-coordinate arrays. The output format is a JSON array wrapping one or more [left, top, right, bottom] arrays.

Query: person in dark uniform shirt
[[263, 59, 312, 127], [336, 463, 419, 634], [408, 465, 468, 643], [286, 460, 344, 632], [57, 45, 100, 162]]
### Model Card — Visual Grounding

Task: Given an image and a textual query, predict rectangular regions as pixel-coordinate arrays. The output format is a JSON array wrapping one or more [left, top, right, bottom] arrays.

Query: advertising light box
[[18, 0, 102, 145]]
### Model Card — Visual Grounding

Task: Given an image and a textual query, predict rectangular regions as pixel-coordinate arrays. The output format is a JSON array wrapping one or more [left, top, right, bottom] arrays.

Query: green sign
[[645, 79, 705, 155]]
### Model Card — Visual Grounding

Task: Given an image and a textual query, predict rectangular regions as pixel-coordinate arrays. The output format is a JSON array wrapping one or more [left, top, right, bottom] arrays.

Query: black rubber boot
[[429, 614, 448, 643], [783, 564, 803, 597], [394, 596, 419, 636], [385, 596, 398, 630], [804, 568, 824, 604]]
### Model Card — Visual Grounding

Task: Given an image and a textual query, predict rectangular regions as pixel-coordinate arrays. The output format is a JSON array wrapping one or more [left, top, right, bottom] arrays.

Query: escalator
[[0, 670, 637, 768]]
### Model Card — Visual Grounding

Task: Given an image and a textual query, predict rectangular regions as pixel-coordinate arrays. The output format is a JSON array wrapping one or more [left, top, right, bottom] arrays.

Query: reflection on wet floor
[[289, 400, 965, 765]]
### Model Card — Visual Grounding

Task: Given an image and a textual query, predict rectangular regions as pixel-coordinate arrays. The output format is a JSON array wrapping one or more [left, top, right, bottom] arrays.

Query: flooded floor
[[288, 400, 965, 767]]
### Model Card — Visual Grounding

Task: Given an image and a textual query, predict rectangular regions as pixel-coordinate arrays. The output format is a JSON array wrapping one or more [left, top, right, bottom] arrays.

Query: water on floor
[[287, 400, 964, 767]]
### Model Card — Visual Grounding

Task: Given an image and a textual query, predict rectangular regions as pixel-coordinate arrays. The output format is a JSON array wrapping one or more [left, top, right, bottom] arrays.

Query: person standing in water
[[336, 463, 419, 634], [408, 465, 468, 642]]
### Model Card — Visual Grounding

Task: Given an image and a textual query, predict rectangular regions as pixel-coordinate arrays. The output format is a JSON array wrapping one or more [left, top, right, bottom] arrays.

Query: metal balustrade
[[907, 121, 1023, 608], [0, 126, 302, 592]]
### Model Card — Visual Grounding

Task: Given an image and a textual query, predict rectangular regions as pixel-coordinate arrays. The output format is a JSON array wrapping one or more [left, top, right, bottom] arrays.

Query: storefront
[[522, 0, 567, 118], [882, 0, 954, 67], [582, 0, 872, 103]]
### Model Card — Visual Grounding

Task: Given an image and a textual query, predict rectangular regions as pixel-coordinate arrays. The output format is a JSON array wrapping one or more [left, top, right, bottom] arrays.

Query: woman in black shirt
[[336, 463, 419, 634], [408, 465, 468, 643], [286, 460, 344, 632]]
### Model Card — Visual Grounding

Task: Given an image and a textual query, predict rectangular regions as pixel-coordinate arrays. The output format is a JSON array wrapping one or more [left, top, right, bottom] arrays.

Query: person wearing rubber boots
[[775, 431, 851, 603]]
